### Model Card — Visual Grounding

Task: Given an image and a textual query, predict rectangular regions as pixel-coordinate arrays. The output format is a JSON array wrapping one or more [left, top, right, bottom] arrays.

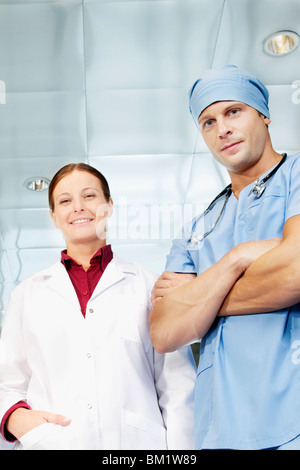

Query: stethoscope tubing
[[187, 154, 287, 247]]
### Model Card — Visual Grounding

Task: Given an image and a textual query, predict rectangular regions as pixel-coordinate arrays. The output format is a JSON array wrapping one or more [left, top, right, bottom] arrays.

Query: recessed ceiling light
[[264, 31, 299, 56], [24, 177, 50, 192]]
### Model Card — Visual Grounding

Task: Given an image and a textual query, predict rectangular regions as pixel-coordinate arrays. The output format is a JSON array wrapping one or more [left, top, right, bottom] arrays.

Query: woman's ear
[[96, 200, 113, 240], [50, 209, 56, 223], [106, 198, 113, 218], [98, 199, 113, 218], [50, 209, 60, 229]]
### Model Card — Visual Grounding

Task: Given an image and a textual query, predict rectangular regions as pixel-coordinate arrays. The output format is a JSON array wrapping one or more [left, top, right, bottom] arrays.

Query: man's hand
[[151, 271, 196, 306], [6, 408, 71, 440]]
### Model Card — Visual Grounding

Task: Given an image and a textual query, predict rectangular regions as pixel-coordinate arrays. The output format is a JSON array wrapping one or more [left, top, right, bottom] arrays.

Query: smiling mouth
[[221, 141, 242, 152], [70, 218, 93, 225]]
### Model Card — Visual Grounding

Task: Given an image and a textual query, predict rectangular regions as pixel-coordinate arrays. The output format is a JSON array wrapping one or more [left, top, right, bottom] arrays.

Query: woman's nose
[[72, 198, 85, 212]]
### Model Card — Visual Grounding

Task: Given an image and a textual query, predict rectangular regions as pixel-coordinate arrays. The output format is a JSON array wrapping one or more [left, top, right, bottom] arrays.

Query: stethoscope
[[187, 153, 287, 247]]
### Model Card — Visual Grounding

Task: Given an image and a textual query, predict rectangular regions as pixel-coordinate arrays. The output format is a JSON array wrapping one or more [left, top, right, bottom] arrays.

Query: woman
[[0, 163, 196, 450]]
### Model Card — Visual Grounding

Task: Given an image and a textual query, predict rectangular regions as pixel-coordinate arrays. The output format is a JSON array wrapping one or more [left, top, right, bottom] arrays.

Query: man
[[150, 65, 300, 450]]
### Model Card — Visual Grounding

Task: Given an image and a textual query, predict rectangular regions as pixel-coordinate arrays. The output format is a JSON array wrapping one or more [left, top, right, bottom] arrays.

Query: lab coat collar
[[89, 254, 138, 300], [31, 254, 138, 305], [32, 260, 79, 307]]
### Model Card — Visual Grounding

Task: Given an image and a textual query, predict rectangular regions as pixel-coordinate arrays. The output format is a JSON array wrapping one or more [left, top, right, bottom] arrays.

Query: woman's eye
[[84, 193, 95, 199], [59, 199, 70, 205]]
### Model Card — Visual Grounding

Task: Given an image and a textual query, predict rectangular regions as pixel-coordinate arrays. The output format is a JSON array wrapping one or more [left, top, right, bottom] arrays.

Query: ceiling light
[[24, 177, 50, 192], [263, 31, 299, 56]]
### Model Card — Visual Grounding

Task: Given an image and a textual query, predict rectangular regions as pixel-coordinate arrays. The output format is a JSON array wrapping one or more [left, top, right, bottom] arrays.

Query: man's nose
[[217, 120, 232, 139]]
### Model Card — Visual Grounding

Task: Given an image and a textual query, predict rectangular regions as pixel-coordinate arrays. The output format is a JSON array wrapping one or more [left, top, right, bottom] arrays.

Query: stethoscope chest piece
[[248, 153, 287, 199], [248, 180, 266, 198]]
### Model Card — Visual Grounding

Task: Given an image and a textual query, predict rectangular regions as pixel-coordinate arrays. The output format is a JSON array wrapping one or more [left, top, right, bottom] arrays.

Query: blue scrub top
[[166, 153, 300, 450]]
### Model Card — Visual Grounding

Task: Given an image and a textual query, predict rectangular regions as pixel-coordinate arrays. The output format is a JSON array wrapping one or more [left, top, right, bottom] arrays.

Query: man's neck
[[229, 150, 283, 199]]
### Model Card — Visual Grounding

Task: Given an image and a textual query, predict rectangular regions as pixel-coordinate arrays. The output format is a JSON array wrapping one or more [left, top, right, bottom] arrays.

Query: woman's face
[[50, 170, 112, 247]]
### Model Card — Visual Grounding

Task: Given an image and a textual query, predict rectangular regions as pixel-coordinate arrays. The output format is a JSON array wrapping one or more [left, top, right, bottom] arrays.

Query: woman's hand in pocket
[[6, 408, 71, 440]]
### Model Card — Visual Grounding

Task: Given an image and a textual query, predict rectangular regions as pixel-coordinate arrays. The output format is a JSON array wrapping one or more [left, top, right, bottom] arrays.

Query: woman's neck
[[65, 240, 107, 271]]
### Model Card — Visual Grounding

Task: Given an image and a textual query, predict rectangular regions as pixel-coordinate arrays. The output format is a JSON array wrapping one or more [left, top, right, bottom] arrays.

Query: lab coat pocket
[[122, 410, 167, 450], [17, 423, 69, 450]]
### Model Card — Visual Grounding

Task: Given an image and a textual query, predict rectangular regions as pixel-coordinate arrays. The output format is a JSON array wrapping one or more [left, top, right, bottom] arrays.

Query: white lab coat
[[0, 255, 196, 450]]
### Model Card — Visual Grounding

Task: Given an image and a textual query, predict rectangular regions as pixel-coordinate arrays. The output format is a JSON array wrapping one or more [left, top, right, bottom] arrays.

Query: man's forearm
[[150, 247, 247, 353], [150, 239, 281, 353], [220, 240, 300, 316], [220, 216, 300, 316]]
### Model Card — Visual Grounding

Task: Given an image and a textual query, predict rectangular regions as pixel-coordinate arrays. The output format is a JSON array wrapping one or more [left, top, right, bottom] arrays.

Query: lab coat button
[[86, 352, 92, 358], [89, 308, 94, 313], [87, 403, 93, 409]]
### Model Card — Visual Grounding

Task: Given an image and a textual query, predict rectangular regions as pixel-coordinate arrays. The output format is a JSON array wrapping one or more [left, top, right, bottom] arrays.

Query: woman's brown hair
[[48, 163, 111, 211]]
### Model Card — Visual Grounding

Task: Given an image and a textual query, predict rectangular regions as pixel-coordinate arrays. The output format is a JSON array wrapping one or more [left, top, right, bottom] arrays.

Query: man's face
[[197, 101, 271, 176]]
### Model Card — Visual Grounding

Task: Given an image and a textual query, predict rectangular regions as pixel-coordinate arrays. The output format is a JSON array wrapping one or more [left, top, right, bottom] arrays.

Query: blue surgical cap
[[189, 65, 270, 127]]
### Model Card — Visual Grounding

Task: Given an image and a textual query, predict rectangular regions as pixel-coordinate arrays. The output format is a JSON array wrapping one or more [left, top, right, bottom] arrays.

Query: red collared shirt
[[1, 245, 113, 442], [61, 244, 113, 316]]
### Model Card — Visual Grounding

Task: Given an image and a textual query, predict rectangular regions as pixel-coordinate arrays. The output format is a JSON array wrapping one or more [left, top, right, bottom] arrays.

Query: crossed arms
[[149, 215, 300, 353]]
